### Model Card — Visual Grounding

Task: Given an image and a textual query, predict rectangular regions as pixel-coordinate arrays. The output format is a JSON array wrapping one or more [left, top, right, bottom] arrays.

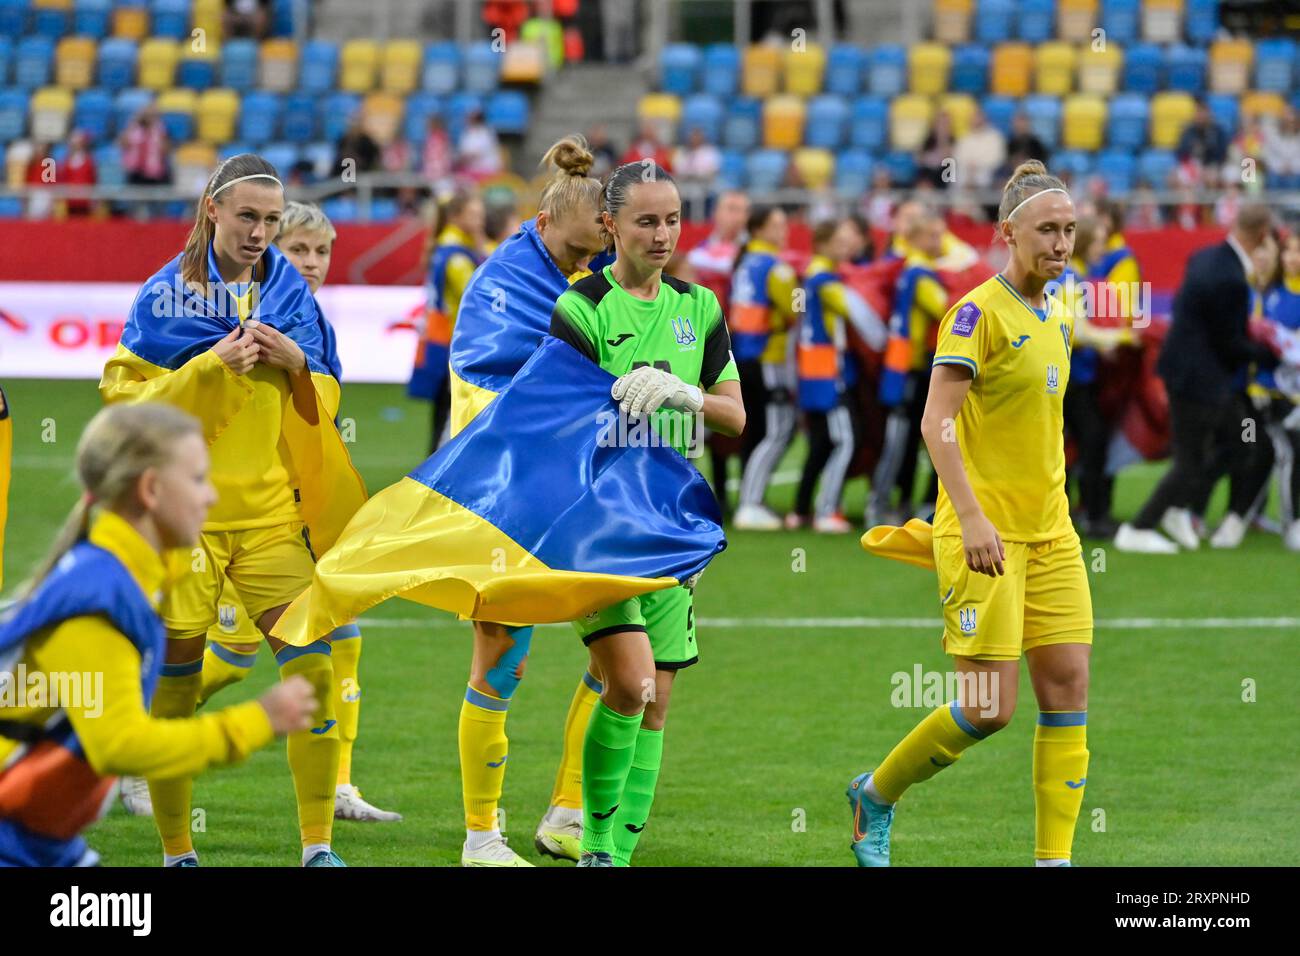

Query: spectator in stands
[[673, 127, 722, 215], [455, 109, 503, 181], [953, 106, 1006, 193], [917, 110, 956, 189], [421, 116, 455, 199], [23, 142, 55, 220], [334, 115, 380, 180], [119, 104, 171, 189], [620, 119, 673, 173], [1004, 111, 1050, 174], [863, 167, 895, 233], [59, 130, 98, 218], [1127, 183, 1164, 229], [1176, 99, 1228, 187], [223, 0, 271, 40], [1215, 181, 1243, 228], [585, 123, 619, 181], [1262, 107, 1300, 190], [1225, 114, 1265, 194]]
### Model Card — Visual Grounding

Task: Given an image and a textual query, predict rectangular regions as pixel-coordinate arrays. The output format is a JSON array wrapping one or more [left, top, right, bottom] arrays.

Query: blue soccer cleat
[[576, 851, 614, 867], [166, 857, 198, 867], [304, 848, 347, 867], [847, 771, 895, 867]]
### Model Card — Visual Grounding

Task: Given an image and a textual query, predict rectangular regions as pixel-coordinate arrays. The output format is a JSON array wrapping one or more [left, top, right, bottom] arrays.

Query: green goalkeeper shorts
[[573, 585, 698, 670]]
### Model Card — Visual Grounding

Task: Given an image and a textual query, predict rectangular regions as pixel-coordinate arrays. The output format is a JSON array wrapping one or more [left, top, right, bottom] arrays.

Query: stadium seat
[[908, 42, 951, 96], [31, 86, 73, 141], [745, 148, 788, 192], [1078, 42, 1122, 95], [638, 92, 681, 140], [889, 93, 933, 151], [1123, 42, 1160, 93], [1165, 44, 1206, 94], [260, 39, 299, 92], [16, 36, 55, 89], [239, 90, 282, 145], [217, 141, 254, 162], [1059, 0, 1098, 43], [804, 94, 847, 149], [933, 0, 973, 45], [444, 90, 483, 139], [1206, 92, 1238, 138], [1137, 147, 1176, 187], [485, 90, 529, 135], [990, 42, 1033, 96], [173, 140, 216, 191], [763, 95, 805, 150], [742, 44, 781, 97], [717, 148, 745, 190], [0, 37, 11, 86], [319, 91, 361, 142], [32, 2, 69, 40], [112, 86, 153, 133], [825, 43, 864, 96], [301, 39, 339, 94], [784, 41, 826, 96], [660, 43, 701, 96], [111, 3, 148, 40], [96, 37, 135, 91], [195, 88, 239, 143], [680, 93, 724, 143], [340, 39, 379, 93], [55, 36, 96, 89], [138, 38, 178, 91], [702, 43, 740, 97], [1149, 91, 1195, 148], [72, 86, 112, 139], [462, 41, 500, 94], [1107, 92, 1148, 149], [792, 147, 834, 190], [92, 141, 122, 185], [951, 44, 989, 94], [937, 92, 977, 136], [151, 0, 189, 40], [156, 87, 196, 141], [500, 37, 545, 85], [1142, 0, 1182, 44], [1062, 93, 1106, 150], [723, 97, 761, 150], [1019, 0, 1056, 44], [0, 90, 29, 144], [834, 147, 874, 197], [1096, 149, 1135, 195], [1035, 42, 1077, 96], [275, 90, 316, 143], [867, 45, 906, 97], [1051, 148, 1093, 183], [1253, 38, 1294, 93], [981, 94, 1018, 136], [0, 0, 29, 38], [370, 197, 400, 222], [361, 91, 402, 144], [301, 140, 334, 179], [269, 0, 294, 38], [975, 0, 1014, 45], [381, 39, 421, 95], [322, 196, 358, 223], [1185, 0, 1218, 46], [1100, 0, 1140, 46], [881, 150, 917, 186], [191, 0, 220, 39], [402, 90, 441, 144], [421, 41, 460, 94], [1240, 91, 1286, 126], [1024, 94, 1063, 148], [1208, 38, 1252, 95], [849, 95, 888, 151], [177, 48, 217, 90], [221, 38, 259, 92]]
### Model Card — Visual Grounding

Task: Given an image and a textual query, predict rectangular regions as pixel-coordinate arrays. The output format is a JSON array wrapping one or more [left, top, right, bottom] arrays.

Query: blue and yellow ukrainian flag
[[274, 337, 726, 645]]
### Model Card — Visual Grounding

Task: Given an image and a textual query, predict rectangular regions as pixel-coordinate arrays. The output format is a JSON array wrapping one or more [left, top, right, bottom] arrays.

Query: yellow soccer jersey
[[931, 274, 1074, 543]]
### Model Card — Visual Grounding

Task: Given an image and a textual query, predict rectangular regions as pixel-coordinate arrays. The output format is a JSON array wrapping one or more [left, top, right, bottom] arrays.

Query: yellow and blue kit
[[409, 224, 481, 400]]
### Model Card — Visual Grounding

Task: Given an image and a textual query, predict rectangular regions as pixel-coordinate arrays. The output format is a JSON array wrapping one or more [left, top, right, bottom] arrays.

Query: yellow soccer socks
[[871, 700, 987, 804], [1033, 711, 1089, 864]]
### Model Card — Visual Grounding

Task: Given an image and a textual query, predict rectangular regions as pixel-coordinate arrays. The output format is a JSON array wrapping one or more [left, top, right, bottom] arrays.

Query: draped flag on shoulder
[[273, 336, 727, 645]]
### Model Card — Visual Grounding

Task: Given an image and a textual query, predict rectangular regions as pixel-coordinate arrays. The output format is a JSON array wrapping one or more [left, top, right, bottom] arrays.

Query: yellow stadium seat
[[501, 41, 545, 84], [34, 0, 72, 9], [763, 94, 806, 149], [381, 39, 422, 95], [113, 6, 149, 40], [991, 43, 1033, 96], [742, 44, 782, 97], [192, 0, 223, 46], [7, 141, 34, 188], [173, 141, 217, 193], [1062, 93, 1106, 150], [340, 39, 379, 93], [909, 42, 952, 96], [1209, 39, 1254, 95], [1142, 0, 1183, 45], [1078, 43, 1122, 95], [938, 92, 977, 137], [156, 88, 196, 136], [138, 39, 179, 91], [1241, 91, 1287, 124], [259, 39, 299, 92], [362, 92, 404, 145], [783, 42, 826, 96], [55, 36, 96, 90], [31, 87, 74, 141], [792, 147, 834, 190], [933, 0, 973, 45], [1150, 91, 1196, 149], [196, 88, 240, 144], [1059, 0, 1098, 43], [1035, 42, 1077, 95], [890, 93, 934, 151], [638, 93, 681, 124]]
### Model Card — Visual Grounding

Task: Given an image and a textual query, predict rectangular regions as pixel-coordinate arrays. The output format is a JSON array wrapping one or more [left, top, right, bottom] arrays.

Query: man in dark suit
[[1116, 205, 1280, 552]]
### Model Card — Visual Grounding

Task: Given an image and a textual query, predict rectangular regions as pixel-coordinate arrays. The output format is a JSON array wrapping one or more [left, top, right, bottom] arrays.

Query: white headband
[[1005, 186, 1069, 221], [210, 173, 282, 197]]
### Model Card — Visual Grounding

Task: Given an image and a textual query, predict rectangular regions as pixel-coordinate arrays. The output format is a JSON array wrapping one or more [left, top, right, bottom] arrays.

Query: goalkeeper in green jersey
[[548, 160, 746, 866]]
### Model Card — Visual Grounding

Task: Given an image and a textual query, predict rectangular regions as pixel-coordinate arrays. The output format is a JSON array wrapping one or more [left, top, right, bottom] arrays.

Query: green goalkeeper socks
[[611, 726, 664, 866], [581, 701, 644, 855]]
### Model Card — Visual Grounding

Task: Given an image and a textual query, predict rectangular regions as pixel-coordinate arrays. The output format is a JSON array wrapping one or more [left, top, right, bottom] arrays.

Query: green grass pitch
[[3, 378, 1297, 866]]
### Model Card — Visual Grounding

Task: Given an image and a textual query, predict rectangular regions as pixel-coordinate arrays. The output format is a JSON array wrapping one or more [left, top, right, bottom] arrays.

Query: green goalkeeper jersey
[[549, 264, 740, 458]]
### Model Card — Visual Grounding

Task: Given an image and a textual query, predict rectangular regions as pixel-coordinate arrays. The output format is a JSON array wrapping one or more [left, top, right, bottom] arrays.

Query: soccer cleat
[[1159, 508, 1200, 550], [118, 776, 153, 816], [1113, 523, 1178, 554], [847, 771, 895, 867], [461, 834, 534, 867], [304, 849, 347, 867], [733, 504, 783, 531], [165, 855, 199, 868], [576, 851, 614, 867], [1209, 512, 1247, 549], [1285, 520, 1300, 553], [814, 513, 852, 534], [534, 806, 583, 862], [334, 784, 402, 822]]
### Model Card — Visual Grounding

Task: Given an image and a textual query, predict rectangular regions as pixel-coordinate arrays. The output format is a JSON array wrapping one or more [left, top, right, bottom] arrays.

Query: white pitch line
[[355, 615, 1300, 631]]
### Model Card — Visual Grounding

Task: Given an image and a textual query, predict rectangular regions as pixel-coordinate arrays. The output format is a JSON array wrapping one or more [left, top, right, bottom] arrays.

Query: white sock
[[1035, 858, 1070, 867], [864, 773, 893, 807], [544, 805, 583, 827], [163, 850, 197, 867], [302, 842, 330, 865], [464, 829, 501, 853]]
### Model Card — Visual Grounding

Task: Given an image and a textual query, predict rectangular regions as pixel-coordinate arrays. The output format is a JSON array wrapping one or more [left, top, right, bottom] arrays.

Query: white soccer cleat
[[733, 504, 783, 530], [1159, 508, 1200, 550], [461, 833, 534, 867], [534, 805, 583, 862], [1113, 523, 1179, 554], [1209, 512, 1247, 549], [334, 784, 402, 822], [1285, 520, 1300, 552], [119, 776, 153, 817], [813, 513, 853, 534]]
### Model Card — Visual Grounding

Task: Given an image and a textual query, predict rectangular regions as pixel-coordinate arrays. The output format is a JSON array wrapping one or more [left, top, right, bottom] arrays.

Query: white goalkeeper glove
[[611, 366, 704, 417]]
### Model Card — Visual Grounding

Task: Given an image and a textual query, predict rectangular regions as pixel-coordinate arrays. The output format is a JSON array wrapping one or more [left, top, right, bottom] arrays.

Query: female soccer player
[[1263, 233, 1300, 550], [0, 403, 316, 867], [548, 160, 745, 866], [100, 154, 366, 867], [850, 160, 1092, 867], [448, 134, 609, 866]]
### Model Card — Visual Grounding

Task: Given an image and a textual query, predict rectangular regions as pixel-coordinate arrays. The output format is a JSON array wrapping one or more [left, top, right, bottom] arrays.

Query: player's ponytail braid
[[997, 159, 1067, 223], [181, 153, 282, 290]]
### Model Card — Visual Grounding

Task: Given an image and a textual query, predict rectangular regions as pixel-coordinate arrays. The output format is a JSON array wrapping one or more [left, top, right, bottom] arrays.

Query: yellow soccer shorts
[[163, 522, 316, 640], [933, 531, 1093, 661]]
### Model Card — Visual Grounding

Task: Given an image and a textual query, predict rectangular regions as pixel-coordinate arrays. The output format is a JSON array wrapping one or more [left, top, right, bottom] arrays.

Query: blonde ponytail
[[537, 134, 603, 224]]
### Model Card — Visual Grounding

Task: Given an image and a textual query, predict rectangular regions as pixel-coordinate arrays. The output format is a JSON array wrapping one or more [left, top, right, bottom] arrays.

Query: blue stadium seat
[[93, 142, 123, 186], [49, 142, 68, 165], [1051, 149, 1093, 183], [680, 93, 724, 142], [159, 102, 193, 142], [975, 0, 1015, 45], [951, 45, 989, 95], [301, 40, 339, 94], [318, 92, 360, 143], [826, 44, 864, 96], [151, 0, 190, 40], [176, 56, 216, 91], [660, 43, 701, 96], [723, 97, 761, 151], [746, 149, 788, 193], [981, 94, 1018, 137], [462, 42, 500, 94], [1019, 0, 1056, 44], [1186, 0, 1218, 46], [218, 141, 254, 162], [74, 0, 111, 39], [834, 148, 873, 197], [113, 88, 153, 134], [403, 90, 442, 144], [32, 4, 68, 39], [1138, 148, 1176, 187], [485, 90, 529, 135], [0, 89, 28, 144], [0, 0, 29, 41], [73, 87, 114, 140], [1096, 150, 1135, 195], [1023, 94, 1062, 149], [16, 36, 54, 89], [717, 149, 746, 189], [222, 39, 259, 92], [0, 197, 23, 218], [850, 95, 888, 152], [1206, 92, 1238, 138], [1165, 45, 1206, 94], [1123, 42, 1161, 93], [1107, 93, 1148, 150], [240, 91, 283, 145], [301, 140, 334, 179], [444, 91, 483, 139], [805, 95, 848, 150], [98, 38, 137, 92], [866, 45, 906, 98], [702, 43, 739, 98], [1100, 0, 1140, 46], [370, 197, 399, 222], [0, 37, 11, 86], [322, 196, 359, 223], [270, 0, 294, 37], [421, 41, 460, 94], [881, 151, 916, 186], [1292, 90, 1300, 116], [261, 142, 299, 177], [1254, 37, 1295, 93], [282, 91, 318, 142]]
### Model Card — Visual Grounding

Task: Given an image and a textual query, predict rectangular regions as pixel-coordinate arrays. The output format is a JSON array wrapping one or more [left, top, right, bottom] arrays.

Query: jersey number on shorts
[[632, 360, 673, 374]]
